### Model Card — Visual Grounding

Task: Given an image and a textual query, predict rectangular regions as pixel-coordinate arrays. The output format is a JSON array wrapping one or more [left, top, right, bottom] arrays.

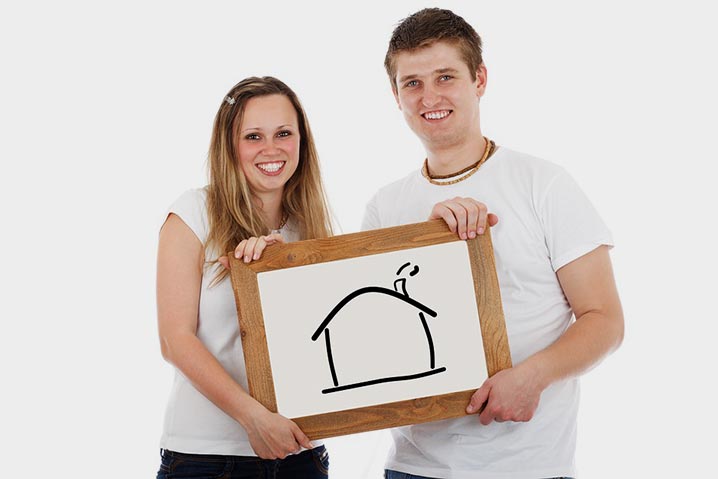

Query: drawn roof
[[311, 286, 437, 341]]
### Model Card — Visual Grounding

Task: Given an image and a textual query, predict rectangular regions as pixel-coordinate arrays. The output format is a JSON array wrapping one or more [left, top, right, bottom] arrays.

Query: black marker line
[[418, 312, 436, 369], [311, 287, 437, 341], [324, 328, 339, 387], [396, 262, 411, 275], [321, 367, 447, 394]]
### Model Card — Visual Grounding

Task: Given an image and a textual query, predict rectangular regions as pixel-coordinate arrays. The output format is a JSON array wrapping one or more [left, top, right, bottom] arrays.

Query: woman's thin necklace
[[270, 211, 288, 235]]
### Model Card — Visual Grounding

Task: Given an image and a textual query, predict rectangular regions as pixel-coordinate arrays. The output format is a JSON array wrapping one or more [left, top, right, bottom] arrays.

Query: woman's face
[[236, 94, 300, 198]]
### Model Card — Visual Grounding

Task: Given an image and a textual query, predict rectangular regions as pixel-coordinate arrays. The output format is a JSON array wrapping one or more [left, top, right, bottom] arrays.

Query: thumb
[[488, 213, 499, 227], [466, 382, 490, 414], [265, 232, 285, 244], [218, 255, 230, 270], [292, 424, 313, 450]]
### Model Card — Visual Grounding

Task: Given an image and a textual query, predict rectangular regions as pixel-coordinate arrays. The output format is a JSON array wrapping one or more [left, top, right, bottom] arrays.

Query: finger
[[234, 240, 248, 259], [252, 237, 268, 260], [479, 405, 496, 426], [488, 213, 499, 227], [476, 203, 488, 235], [454, 197, 481, 238], [445, 200, 469, 239], [218, 256, 229, 270], [429, 203, 458, 233], [264, 232, 285, 244], [292, 424, 314, 450], [466, 383, 490, 414], [243, 237, 260, 263]]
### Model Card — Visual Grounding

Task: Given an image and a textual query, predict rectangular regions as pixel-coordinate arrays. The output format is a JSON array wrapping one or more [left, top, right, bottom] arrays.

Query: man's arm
[[466, 245, 624, 424]]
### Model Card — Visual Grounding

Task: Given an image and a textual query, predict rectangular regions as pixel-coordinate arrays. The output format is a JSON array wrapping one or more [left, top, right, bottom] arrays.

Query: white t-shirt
[[159, 187, 300, 455], [362, 147, 613, 479]]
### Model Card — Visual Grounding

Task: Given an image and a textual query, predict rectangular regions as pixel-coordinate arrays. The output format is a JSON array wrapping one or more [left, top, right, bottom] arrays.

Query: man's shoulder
[[369, 169, 421, 199], [494, 146, 563, 173]]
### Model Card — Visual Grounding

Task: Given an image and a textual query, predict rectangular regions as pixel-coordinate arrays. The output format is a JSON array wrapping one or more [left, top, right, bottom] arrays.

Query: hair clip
[[225, 96, 235, 105]]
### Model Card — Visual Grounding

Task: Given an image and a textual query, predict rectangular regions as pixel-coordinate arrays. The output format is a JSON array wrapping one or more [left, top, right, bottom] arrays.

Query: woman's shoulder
[[166, 186, 210, 243], [172, 186, 208, 207]]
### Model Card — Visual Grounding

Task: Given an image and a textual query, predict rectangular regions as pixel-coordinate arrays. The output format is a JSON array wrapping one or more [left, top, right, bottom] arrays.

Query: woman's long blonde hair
[[206, 76, 333, 283]]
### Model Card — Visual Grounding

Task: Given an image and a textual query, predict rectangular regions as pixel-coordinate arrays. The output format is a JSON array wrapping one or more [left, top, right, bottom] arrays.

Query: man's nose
[[421, 84, 441, 108]]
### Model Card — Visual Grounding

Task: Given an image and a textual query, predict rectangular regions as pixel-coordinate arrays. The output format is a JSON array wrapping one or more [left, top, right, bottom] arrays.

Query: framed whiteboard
[[228, 220, 511, 439]]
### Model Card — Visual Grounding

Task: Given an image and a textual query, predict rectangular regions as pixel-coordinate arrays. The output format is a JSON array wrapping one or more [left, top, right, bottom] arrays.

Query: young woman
[[156, 76, 333, 478]]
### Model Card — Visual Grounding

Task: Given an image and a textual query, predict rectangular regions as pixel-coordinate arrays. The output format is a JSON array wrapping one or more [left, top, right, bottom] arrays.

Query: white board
[[257, 241, 488, 418]]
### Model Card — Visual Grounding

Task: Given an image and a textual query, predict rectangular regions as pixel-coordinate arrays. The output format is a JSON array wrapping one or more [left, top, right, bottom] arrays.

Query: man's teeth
[[424, 111, 450, 120], [257, 162, 284, 173]]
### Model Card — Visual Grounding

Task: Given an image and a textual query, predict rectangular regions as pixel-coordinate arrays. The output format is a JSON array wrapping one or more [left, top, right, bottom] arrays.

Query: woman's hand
[[242, 403, 313, 459], [218, 233, 285, 269]]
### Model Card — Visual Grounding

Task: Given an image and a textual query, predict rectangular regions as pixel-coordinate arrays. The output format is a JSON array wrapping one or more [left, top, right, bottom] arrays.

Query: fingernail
[[244, 255, 250, 263], [235, 252, 241, 258], [460, 232, 467, 240], [466, 405, 475, 413], [253, 252, 260, 260], [468, 230, 476, 239], [477, 227, 484, 235]]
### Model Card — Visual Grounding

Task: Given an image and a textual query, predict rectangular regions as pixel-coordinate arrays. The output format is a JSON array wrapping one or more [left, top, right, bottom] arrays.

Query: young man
[[362, 8, 624, 479]]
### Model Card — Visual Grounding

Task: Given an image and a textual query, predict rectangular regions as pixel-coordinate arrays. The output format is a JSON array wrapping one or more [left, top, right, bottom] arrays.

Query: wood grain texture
[[228, 255, 277, 412], [228, 219, 511, 439], [466, 230, 513, 376], [243, 219, 460, 274], [294, 390, 476, 440]]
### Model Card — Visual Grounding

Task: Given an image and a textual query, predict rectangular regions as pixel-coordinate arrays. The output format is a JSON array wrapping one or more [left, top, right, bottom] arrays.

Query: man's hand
[[466, 362, 543, 425], [429, 197, 498, 239]]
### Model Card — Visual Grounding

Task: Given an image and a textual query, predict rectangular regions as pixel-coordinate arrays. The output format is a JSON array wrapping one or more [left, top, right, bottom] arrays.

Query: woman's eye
[[245, 133, 260, 141], [277, 130, 291, 138]]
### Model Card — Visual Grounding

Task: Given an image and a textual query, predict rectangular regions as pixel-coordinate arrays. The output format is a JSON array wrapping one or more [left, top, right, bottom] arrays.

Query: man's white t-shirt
[[362, 147, 613, 479]]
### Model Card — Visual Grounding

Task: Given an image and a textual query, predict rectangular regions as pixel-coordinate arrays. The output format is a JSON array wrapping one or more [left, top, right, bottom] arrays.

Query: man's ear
[[392, 83, 402, 110], [476, 63, 488, 98]]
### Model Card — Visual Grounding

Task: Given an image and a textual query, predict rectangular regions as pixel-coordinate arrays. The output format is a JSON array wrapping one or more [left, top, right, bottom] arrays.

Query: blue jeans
[[157, 446, 329, 478], [385, 472, 573, 479]]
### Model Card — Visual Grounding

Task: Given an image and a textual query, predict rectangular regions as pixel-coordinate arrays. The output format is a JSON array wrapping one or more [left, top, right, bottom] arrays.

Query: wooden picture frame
[[228, 219, 511, 439]]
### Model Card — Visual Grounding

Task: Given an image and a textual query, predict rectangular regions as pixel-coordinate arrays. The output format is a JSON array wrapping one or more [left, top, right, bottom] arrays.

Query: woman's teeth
[[257, 161, 285, 173]]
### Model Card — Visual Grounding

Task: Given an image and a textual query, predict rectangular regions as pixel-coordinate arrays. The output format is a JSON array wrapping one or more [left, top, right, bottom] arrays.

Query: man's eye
[[439, 75, 452, 81], [405, 80, 419, 88]]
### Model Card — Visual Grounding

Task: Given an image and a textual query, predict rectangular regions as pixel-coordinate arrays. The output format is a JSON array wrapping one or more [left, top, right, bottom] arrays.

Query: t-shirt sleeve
[[361, 193, 381, 232], [165, 188, 209, 245], [539, 169, 613, 271]]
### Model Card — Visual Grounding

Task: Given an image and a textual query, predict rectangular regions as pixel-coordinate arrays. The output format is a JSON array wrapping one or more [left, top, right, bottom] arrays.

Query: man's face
[[392, 41, 486, 151]]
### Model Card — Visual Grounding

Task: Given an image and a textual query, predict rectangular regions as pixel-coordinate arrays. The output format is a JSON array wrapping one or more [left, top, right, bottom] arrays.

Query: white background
[[1, 0, 716, 477]]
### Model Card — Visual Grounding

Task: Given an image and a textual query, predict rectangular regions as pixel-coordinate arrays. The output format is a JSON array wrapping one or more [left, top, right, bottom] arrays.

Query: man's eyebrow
[[397, 73, 419, 84], [397, 68, 460, 84]]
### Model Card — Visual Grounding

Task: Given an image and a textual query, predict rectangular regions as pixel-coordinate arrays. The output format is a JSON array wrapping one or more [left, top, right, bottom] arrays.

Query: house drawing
[[310, 262, 447, 394]]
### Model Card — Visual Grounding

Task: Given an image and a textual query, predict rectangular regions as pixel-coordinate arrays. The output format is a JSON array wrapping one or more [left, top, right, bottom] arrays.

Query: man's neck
[[425, 133, 487, 177]]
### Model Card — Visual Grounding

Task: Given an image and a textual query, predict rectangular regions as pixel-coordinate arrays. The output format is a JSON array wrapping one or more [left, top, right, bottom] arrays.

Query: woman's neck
[[254, 191, 284, 230]]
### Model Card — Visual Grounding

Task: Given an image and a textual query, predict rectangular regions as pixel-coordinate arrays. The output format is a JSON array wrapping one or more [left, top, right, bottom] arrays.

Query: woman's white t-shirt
[[159, 187, 300, 455]]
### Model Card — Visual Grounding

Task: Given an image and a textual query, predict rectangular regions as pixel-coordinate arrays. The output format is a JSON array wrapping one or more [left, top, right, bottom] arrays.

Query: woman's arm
[[157, 213, 312, 458]]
